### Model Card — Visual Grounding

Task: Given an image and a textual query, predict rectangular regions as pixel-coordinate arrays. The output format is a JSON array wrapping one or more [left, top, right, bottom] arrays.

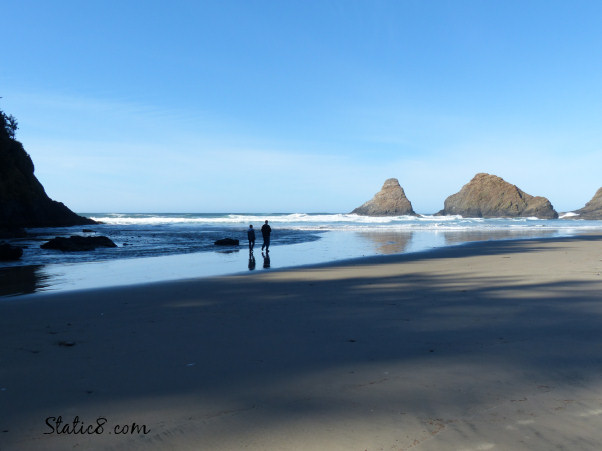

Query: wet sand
[[1, 234, 602, 450]]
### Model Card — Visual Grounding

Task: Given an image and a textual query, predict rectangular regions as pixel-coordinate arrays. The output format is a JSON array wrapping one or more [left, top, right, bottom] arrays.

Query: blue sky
[[2, 0, 601, 213]]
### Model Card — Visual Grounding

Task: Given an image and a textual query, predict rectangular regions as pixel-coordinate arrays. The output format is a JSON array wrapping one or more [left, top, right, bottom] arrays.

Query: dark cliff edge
[[0, 114, 96, 231]]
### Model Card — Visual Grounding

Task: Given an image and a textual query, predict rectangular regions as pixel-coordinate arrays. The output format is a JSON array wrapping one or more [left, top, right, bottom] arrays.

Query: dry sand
[[1, 235, 602, 450]]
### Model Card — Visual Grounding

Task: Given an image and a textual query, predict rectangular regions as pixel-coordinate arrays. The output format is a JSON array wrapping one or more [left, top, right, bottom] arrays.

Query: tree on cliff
[[0, 107, 19, 139]]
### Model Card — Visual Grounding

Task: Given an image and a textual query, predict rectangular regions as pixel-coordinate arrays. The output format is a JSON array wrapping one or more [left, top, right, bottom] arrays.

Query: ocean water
[[1, 213, 601, 296]]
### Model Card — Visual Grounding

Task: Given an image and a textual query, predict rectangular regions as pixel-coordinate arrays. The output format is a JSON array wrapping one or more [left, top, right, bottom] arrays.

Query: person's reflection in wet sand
[[262, 251, 270, 269], [248, 250, 256, 270]]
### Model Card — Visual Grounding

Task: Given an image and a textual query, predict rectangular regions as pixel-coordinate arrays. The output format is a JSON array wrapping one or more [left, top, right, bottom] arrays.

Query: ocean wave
[[87, 213, 602, 231], [559, 212, 579, 219], [90, 213, 428, 225], [84, 215, 602, 238]]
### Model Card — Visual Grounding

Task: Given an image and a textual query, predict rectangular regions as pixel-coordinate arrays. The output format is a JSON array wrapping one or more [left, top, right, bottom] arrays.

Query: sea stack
[[0, 112, 95, 230], [352, 178, 416, 216], [438, 173, 558, 219], [571, 187, 602, 219]]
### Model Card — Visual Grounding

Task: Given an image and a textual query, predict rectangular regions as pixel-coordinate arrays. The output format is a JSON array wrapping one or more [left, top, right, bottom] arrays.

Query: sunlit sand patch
[[517, 419, 535, 425], [459, 444, 495, 451], [576, 408, 602, 417]]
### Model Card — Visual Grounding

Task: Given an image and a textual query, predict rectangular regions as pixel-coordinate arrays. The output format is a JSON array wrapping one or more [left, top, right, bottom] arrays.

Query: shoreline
[[1, 234, 602, 450], [0, 228, 593, 297]]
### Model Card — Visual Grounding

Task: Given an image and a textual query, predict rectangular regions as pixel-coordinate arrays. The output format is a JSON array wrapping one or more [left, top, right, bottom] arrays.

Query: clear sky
[[2, 0, 601, 213]]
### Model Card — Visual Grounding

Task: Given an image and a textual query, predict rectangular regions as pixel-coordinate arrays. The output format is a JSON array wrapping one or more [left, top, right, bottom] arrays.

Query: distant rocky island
[[0, 109, 95, 233], [437, 173, 558, 219], [570, 188, 602, 219], [352, 174, 561, 219], [351, 178, 416, 216]]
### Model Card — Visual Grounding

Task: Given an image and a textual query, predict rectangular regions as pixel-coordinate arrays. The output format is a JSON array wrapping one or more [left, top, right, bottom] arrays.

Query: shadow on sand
[[1, 235, 602, 449]]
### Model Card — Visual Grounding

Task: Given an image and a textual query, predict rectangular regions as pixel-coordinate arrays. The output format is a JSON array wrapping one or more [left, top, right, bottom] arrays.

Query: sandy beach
[[1, 234, 602, 450]]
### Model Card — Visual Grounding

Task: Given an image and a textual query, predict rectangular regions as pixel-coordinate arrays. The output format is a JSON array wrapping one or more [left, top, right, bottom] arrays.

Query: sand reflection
[[0, 265, 52, 297], [356, 231, 413, 254], [443, 229, 557, 245]]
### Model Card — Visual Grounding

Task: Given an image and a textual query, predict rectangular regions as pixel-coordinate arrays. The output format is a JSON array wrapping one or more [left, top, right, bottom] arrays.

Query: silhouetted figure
[[261, 220, 271, 252], [247, 224, 255, 250], [248, 250, 256, 270], [262, 251, 270, 268]]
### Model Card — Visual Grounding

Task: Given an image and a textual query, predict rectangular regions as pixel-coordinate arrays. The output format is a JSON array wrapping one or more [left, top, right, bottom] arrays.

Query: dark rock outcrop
[[214, 238, 239, 246], [438, 173, 558, 219], [352, 178, 416, 216], [571, 188, 602, 219], [0, 117, 95, 229], [41, 235, 117, 251], [0, 242, 23, 260]]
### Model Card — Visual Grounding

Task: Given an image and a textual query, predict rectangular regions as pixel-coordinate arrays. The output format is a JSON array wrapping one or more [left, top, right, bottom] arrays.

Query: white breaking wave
[[86, 213, 602, 233], [91, 213, 428, 226], [559, 212, 580, 218]]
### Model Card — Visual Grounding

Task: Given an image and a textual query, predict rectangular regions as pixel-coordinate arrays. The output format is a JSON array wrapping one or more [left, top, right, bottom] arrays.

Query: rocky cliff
[[0, 116, 95, 229], [352, 178, 416, 216], [572, 188, 602, 219], [438, 173, 558, 219]]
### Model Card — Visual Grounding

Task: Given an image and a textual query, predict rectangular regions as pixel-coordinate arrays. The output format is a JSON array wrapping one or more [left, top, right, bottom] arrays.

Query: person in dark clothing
[[247, 224, 255, 250], [261, 220, 271, 252]]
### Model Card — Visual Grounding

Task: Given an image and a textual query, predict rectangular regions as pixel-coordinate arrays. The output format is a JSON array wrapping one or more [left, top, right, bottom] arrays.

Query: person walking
[[247, 224, 256, 250], [261, 220, 271, 252]]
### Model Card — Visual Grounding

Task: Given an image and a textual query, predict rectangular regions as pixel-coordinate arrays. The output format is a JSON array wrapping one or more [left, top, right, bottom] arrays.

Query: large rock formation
[[41, 235, 117, 251], [214, 238, 240, 246], [0, 113, 95, 229], [438, 173, 558, 219], [0, 242, 23, 260], [572, 188, 602, 219], [352, 178, 416, 216]]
